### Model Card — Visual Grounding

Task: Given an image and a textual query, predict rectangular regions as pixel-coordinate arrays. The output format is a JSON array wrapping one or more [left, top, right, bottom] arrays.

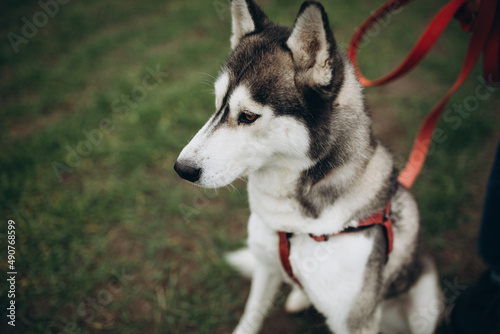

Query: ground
[[0, 0, 499, 333]]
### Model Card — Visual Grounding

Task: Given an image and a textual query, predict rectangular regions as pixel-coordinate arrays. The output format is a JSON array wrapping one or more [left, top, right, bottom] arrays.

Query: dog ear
[[287, 2, 338, 89], [230, 0, 271, 49]]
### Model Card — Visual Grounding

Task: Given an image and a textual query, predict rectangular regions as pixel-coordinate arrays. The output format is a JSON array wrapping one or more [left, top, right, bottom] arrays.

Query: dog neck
[[247, 143, 397, 235], [248, 60, 394, 223]]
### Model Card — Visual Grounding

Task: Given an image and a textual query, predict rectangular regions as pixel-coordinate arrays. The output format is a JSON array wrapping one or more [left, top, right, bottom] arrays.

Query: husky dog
[[174, 1, 443, 333]]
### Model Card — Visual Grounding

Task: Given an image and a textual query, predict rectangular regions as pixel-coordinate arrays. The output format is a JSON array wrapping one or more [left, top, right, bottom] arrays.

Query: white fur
[[287, 4, 333, 87], [284, 285, 311, 313], [380, 257, 444, 334], [229, 85, 260, 116], [225, 248, 257, 279], [291, 232, 377, 334], [337, 58, 365, 112], [177, 84, 311, 188], [214, 72, 230, 110], [231, 0, 256, 49], [248, 144, 393, 235]]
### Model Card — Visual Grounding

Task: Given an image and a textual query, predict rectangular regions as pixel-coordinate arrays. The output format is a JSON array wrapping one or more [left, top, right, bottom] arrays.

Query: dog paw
[[285, 286, 312, 313]]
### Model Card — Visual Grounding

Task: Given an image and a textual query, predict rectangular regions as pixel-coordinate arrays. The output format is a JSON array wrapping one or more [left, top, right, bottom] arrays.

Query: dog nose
[[174, 161, 201, 182]]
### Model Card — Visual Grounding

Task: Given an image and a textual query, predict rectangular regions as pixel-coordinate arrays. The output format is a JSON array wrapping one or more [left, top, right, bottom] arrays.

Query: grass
[[0, 0, 498, 333]]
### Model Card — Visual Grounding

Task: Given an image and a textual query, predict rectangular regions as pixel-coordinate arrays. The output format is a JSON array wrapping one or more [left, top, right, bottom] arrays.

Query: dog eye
[[238, 111, 260, 124]]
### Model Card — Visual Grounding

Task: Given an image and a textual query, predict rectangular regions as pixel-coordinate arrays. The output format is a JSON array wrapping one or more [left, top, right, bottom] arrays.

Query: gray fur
[[347, 225, 387, 332], [175, 1, 442, 333], [383, 187, 425, 299]]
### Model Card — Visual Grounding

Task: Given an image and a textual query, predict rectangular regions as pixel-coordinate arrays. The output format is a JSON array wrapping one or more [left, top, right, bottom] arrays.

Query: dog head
[[175, 0, 345, 188]]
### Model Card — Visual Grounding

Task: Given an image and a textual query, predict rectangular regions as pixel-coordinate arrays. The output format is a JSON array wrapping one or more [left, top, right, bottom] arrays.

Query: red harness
[[278, 203, 393, 288]]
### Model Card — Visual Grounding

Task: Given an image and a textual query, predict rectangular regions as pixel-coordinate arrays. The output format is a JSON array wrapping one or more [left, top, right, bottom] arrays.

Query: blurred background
[[1, 0, 499, 333]]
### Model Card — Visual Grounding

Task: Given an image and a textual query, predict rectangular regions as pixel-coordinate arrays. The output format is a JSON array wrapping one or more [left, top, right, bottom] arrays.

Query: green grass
[[0, 0, 498, 333]]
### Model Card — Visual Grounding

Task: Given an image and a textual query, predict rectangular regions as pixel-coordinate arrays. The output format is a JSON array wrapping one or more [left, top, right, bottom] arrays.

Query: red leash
[[348, 0, 500, 188]]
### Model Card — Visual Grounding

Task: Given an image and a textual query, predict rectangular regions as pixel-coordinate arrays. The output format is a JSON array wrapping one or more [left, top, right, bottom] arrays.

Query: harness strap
[[278, 232, 303, 288], [278, 203, 392, 288]]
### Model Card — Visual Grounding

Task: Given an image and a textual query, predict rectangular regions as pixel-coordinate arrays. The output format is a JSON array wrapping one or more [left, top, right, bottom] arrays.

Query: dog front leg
[[233, 265, 282, 334]]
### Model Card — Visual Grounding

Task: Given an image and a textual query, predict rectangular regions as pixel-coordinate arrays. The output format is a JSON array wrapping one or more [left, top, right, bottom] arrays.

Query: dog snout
[[174, 161, 201, 183]]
